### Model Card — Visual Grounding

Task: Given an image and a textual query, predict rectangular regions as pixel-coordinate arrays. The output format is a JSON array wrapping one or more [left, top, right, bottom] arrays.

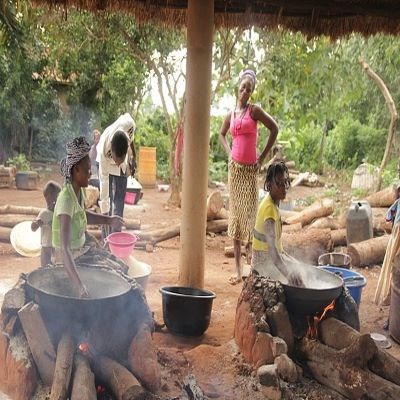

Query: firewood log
[[0, 214, 34, 228], [283, 228, 333, 264], [125, 218, 141, 230], [320, 318, 400, 386], [286, 199, 334, 227], [206, 219, 228, 233], [0, 204, 42, 215], [299, 335, 400, 399], [282, 222, 302, 233], [308, 217, 340, 230], [206, 191, 224, 221], [346, 235, 390, 267], [137, 223, 181, 244], [92, 356, 147, 400], [365, 186, 396, 208], [70, 354, 96, 400], [280, 209, 300, 224], [0, 226, 11, 242], [224, 245, 246, 258], [50, 332, 75, 400], [331, 229, 347, 246]]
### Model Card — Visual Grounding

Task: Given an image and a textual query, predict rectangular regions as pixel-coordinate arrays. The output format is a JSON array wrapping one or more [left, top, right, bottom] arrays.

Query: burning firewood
[[320, 318, 400, 386], [299, 334, 400, 399], [92, 355, 147, 400], [50, 332, 75, 400], [70, 354, 97, 400]]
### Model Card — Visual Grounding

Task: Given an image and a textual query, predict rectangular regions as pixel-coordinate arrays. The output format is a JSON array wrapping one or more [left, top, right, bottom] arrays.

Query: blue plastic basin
[[319, 266, 367, 306]]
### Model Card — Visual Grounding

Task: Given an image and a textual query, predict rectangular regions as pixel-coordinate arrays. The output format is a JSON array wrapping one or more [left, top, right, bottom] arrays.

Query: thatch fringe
[[31, 0, 400, 38]]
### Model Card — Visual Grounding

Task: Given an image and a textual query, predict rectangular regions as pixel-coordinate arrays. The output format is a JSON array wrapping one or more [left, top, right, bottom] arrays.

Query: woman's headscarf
[[60, 136, 91, 181], [240, 69, 256, 90]]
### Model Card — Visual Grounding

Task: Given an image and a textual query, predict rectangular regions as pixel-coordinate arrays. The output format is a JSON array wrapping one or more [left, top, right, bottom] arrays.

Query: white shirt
[[96, 113, 136, 213]]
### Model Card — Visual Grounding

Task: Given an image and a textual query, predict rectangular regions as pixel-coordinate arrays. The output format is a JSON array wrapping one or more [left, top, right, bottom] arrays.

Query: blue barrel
[[319, 266, 367, 306]]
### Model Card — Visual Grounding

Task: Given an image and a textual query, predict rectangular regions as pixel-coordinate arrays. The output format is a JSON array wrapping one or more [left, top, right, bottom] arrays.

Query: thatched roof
[[33, 0, 400, 37]]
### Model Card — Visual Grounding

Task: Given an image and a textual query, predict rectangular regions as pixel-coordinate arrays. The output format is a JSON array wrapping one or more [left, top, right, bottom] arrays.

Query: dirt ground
[[0, 169, 399, 399]]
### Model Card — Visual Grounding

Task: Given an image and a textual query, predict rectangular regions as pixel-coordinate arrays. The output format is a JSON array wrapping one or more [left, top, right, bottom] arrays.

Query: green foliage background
[[0, 3, 399, 185]]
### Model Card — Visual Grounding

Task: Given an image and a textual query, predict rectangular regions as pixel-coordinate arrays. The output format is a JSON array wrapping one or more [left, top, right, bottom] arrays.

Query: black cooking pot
[[26, 266, 132, 324], [160, 286, 216, 336], [282, 265, 344, 315]]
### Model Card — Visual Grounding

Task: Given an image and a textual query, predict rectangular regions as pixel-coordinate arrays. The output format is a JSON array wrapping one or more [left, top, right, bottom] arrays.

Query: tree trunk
[[320, 318, 400, 386], [299, 335, 400, 399], [331, 228, 347, 247], [206, 191, 224, 221], [286, 199, 334, 227], [346, 235, 390, 267], [365, 186, 396, 208], [0, 204, 40, 215], [50, 332, 75, 400], [92, 356, 146, 400], [359, 59, 399, 192], [70, 354, 96, 400]]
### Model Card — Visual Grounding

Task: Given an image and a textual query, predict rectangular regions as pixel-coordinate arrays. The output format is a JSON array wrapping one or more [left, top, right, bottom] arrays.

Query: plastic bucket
[[159, 286, 216, 336], [138, 147, 156, 188], [106, 232, 138, 258], [319, 266, 367, 306], [124, 192, 137, 205]]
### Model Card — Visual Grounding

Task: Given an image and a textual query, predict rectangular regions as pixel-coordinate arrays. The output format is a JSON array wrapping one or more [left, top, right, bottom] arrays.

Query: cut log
[[1, 276, 26, 312], [299, 335, 400, 399], [18, 302, 56, 385], [282, 222, 302, 233], [0, 204, 42, 215], [372, 207, 392, 234], [206, 191, 224, 221], [0, 214, 34, 228], [331, 228, 347, 247], [0, 226, 11, 242], [346, 235, 390, 267], [50, 332, 75, 400], [137, 223, 181, 244], [128, 323, 161, 393], [320, 318, 400, 386], [224, 245, 246, 258], [70, 354, 96, 400], [92, 355, 147, 400], [308, 217, 340, 230], [283, 228, 332, 264], [206, 219, 228, 233], [286, 199, 334, 227], [365, 186, 396, 208], [87, 229, 101, 240], [125, 218, 141, 230]]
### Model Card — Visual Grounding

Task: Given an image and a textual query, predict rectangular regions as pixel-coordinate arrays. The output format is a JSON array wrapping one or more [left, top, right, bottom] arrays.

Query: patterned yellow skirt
[[228, 159, 258, 242]]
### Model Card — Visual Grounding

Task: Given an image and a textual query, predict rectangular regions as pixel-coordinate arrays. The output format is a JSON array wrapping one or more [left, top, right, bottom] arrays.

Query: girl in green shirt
[[53, 136, 125, 298]]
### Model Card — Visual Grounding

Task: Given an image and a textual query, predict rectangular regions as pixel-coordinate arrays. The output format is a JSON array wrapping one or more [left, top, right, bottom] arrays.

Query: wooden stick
[[50, 332, 75, 400], [92, 356, 146, 400], [70, 354, 96, 400]]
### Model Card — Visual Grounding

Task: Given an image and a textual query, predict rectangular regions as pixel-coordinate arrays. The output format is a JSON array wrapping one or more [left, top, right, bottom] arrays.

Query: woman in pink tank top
[[219, 69, 279, 285]]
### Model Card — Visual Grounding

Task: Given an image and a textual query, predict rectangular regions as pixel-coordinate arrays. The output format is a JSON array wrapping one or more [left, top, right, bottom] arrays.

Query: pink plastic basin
[[107, 232, 138, 258]]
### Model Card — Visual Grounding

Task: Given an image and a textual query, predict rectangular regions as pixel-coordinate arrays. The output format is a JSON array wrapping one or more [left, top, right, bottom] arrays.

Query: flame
[[306, 299, 335, 340], [78, 342, 91, 357], [96, 385, 106, 394]]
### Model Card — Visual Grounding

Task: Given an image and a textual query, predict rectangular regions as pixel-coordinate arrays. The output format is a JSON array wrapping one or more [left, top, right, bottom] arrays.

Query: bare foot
[[228, 275, 242, 285]]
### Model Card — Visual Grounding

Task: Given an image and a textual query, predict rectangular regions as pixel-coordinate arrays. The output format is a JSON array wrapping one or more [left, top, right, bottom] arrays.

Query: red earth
[[0, 168, 399, 399]]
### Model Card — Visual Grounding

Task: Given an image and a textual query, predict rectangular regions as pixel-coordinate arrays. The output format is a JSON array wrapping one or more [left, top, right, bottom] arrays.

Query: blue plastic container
[[319, 266, 367, 306]]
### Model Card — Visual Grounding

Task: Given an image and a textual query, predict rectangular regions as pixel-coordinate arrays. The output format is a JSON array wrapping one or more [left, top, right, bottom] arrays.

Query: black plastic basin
[[160, 286, 216, 336]]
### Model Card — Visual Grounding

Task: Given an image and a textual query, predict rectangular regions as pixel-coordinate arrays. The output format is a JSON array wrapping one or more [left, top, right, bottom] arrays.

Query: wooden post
[[179, 0, 214, 288], [18, 301, 56, 385]]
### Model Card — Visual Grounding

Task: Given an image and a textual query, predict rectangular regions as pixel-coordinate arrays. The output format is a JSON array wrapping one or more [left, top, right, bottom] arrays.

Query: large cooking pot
[[282, 264, 344, 316], [26, 266, 132, 324]]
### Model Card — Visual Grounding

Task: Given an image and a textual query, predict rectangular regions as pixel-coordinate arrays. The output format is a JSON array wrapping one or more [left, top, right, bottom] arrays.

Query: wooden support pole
[[50, 332, 75, 400], [179, 0, 214, 289]]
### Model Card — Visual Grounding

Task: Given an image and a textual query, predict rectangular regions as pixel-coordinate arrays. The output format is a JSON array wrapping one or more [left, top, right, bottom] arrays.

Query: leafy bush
[[7, 154, 31, 171], [279, 122, 322, 171], [325, 117, 386, 169]]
